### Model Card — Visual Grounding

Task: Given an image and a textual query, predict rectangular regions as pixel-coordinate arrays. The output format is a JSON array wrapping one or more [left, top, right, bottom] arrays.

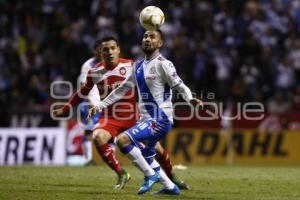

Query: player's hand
[[88, 105, 101, 119], [53, 108, 64, 117], [190, 98, 204, 109]]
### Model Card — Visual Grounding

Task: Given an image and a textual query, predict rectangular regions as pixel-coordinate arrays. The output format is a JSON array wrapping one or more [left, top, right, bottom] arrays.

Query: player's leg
[[117, 119, 179, 194], [82, 130, 95, 165], [80, 101, 99, 165], [155, 142, 190, 190], [117, 131, 159, 194], [92, 127, 130, 189], [144, 154, 180, 195], [117, 132, 157, 176], [127, 141, 179, 195], [155, 142, 172, 177], [142, 120, 180, 195]]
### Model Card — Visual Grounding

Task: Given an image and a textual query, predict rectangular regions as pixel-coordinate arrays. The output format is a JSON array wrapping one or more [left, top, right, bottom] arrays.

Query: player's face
[[142, 31, 163, 54], [101, 40, 120, 66]]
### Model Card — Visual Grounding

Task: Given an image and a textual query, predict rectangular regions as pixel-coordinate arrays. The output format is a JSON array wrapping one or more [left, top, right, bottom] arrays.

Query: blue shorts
[[125, 118, 172, 158], [80, 101, 101, 131]]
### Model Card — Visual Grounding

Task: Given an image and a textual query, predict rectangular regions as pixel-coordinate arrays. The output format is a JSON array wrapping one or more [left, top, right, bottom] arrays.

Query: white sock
[[150, 159, 175, 189], [127, 146, 155, 176], [149, 158, 160, 169], [82, 139, 92, 162]]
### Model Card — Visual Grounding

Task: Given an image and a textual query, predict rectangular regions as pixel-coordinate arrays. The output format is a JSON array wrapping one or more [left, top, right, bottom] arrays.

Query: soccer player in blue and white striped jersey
[[89, 30, 202, 195]]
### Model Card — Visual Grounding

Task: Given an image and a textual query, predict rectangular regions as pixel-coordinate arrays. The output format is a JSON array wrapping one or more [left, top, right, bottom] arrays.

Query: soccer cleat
[[137, 172, 160, 195], [172, 175, 190, 190], [152, 185, 180, 195], [114, 170, 131, 190]]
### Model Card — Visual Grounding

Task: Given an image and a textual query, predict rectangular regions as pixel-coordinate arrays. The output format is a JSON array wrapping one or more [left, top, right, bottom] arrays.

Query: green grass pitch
[[0, 165, 299, 200]]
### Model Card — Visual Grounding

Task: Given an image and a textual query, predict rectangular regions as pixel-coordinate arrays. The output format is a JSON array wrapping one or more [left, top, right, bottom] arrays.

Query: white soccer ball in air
[[139, 6, 165, 31]]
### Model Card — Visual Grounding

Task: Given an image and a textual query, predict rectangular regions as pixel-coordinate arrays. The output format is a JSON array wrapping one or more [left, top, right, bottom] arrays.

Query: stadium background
[[0, 0, 300, 166]]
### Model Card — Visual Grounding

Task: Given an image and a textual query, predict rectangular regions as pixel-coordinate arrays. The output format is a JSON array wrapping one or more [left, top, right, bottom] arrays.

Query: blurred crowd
[[0, 0, 300, 113]]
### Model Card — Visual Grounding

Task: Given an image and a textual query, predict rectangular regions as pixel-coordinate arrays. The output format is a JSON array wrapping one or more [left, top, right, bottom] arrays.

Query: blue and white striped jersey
[[99, 53, 193, 123]]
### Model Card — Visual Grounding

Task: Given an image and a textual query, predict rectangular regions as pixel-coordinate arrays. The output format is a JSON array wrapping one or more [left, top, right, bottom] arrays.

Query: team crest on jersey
[[150, 66, 156, 74], [119, 67, 126, 75]]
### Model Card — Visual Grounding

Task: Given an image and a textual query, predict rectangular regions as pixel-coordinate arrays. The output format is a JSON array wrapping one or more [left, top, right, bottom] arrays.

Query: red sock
[[156, 150, 173, 179], [96, 143, 122, 174]]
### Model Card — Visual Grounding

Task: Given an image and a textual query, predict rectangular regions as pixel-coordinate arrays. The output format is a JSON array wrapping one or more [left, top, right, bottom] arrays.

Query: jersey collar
[[103, 58, 120, 70], [144, 52, 161, 64]]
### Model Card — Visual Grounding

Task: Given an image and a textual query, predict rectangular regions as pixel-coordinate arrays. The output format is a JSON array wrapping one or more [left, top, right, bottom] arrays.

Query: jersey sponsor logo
[[119, 67, 126, 76], [97, 81, 122, 91], [146, 76, 156, 80]]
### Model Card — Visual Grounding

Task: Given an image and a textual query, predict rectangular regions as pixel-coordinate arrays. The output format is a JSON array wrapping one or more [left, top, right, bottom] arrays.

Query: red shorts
[[94, 117, 137, 137]]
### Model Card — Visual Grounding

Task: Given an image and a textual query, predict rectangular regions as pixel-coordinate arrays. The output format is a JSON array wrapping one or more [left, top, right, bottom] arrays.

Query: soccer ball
[[139, 6, 165, 31]]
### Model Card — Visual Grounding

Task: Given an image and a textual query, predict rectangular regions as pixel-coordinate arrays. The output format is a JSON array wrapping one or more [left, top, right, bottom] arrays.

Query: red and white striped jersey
[[63, 58, 138, 119]]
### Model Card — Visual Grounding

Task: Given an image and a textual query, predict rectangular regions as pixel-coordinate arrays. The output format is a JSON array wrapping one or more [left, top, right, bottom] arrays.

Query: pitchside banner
[[161, 129, 300, 165], [0, 128, 66, 165]]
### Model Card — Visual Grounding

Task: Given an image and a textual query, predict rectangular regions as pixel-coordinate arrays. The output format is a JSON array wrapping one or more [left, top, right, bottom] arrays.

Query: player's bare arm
[[53, 107, 64, 117]]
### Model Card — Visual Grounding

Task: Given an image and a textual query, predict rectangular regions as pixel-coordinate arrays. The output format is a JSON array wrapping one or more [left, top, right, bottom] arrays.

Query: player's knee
[[92, 129, 111, 144], [92, 130, 100, 140], [116, 133, 130, 148]]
